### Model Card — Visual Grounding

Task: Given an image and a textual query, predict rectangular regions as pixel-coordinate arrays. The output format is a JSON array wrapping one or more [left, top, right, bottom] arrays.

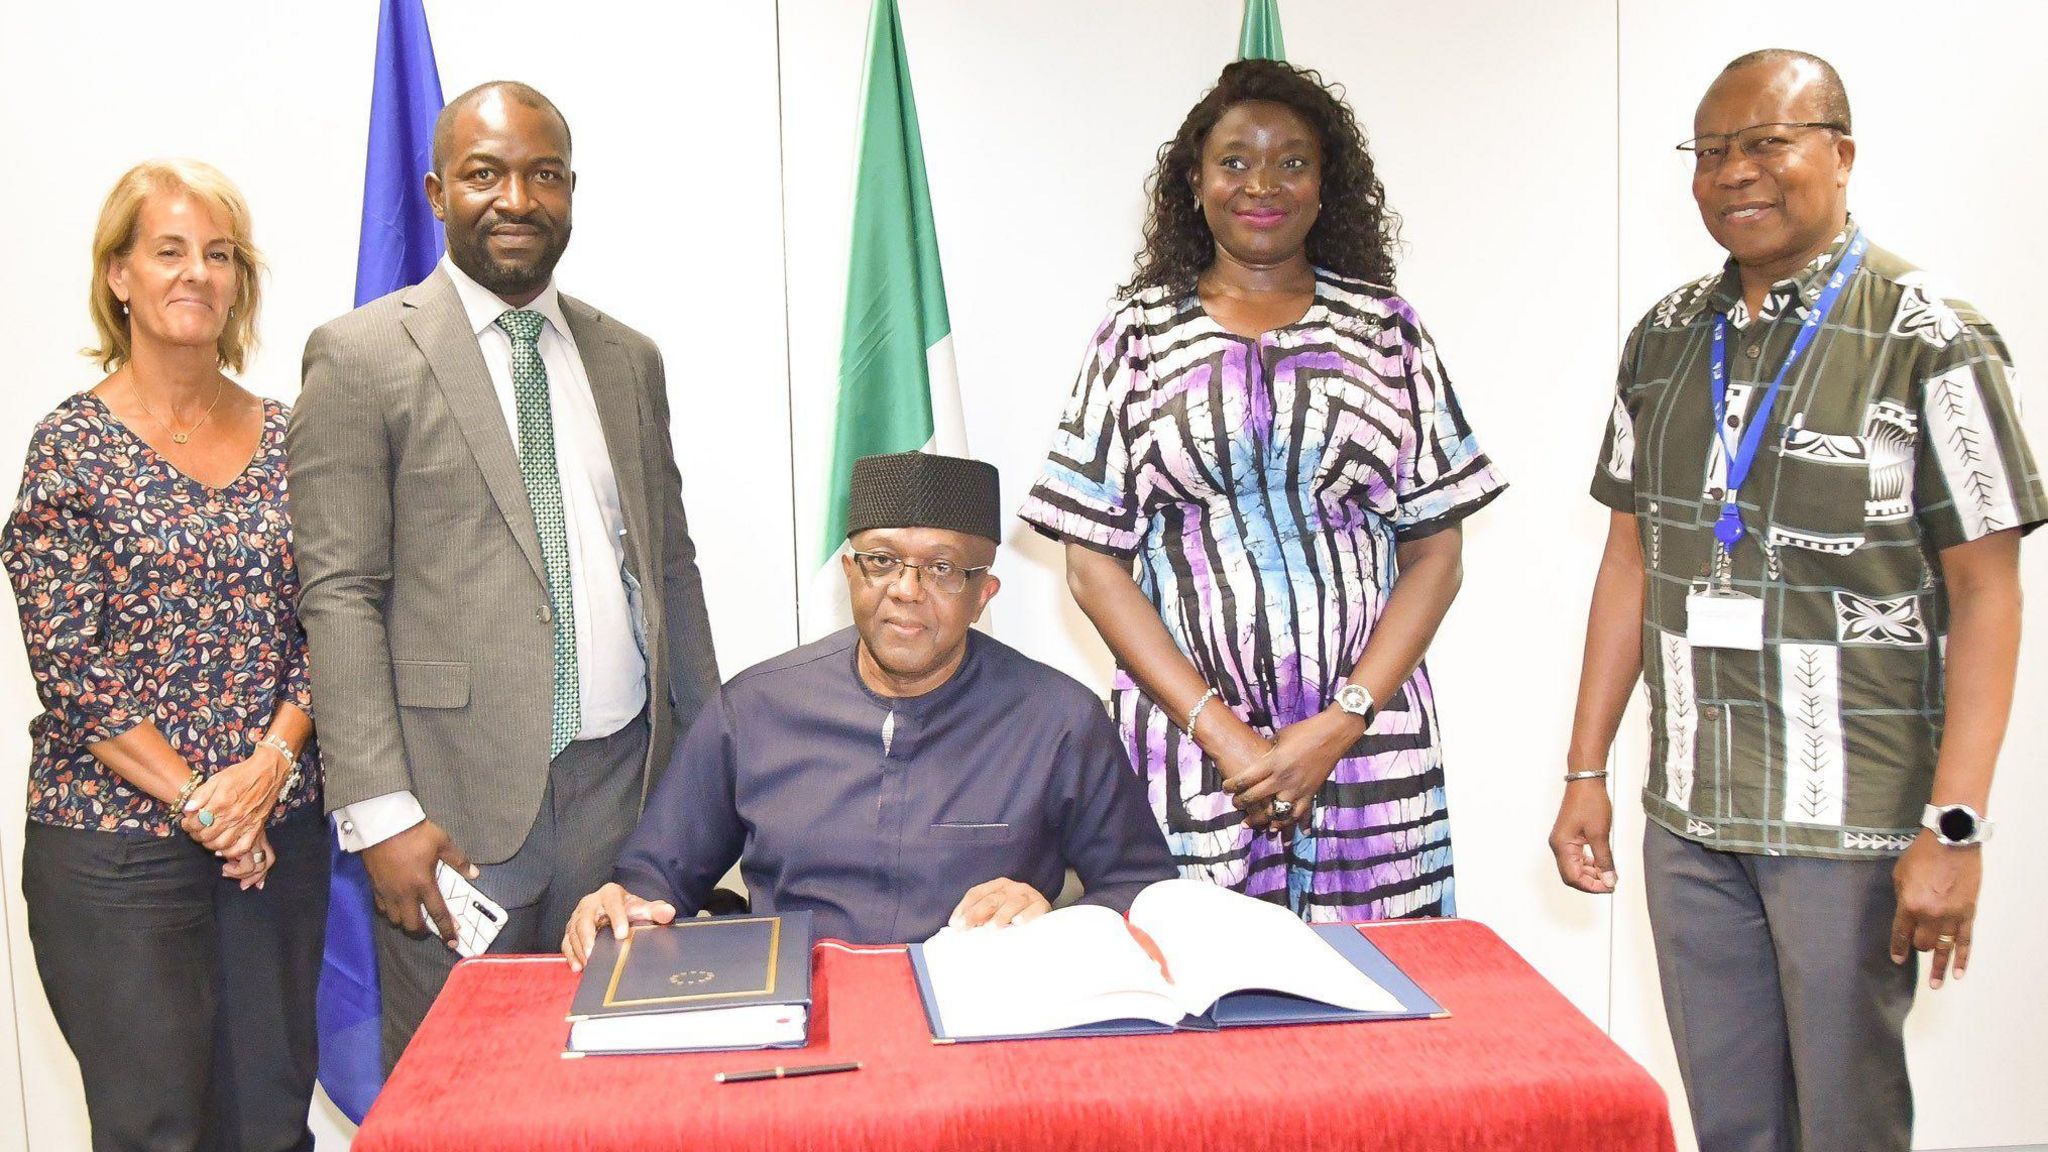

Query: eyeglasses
[[850, 550, 990, 595], [1675, 121, 1846, 171]]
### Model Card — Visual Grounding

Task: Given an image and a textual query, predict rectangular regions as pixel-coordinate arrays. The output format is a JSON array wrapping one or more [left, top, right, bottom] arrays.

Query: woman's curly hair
[[1121, 59, 1402, 298]]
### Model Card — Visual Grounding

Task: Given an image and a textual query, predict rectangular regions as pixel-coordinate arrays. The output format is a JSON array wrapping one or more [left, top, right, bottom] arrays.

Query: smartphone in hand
[[423, 861, 507, 958]]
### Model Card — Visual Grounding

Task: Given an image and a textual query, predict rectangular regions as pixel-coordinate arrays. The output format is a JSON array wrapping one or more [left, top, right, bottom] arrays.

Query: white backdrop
[[1, 3, 2043, 1150]]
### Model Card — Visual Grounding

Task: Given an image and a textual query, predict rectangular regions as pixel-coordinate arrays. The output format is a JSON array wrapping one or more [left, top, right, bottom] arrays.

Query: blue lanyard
[[1708, 233, 1867, 550]]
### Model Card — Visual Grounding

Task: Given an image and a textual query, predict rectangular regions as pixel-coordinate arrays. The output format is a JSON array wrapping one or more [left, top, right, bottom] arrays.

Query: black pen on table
[[715, 1061, 862, 1084]]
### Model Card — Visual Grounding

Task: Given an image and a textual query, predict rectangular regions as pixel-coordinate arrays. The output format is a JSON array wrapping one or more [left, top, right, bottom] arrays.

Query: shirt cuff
[[334, 791, 426, 852]]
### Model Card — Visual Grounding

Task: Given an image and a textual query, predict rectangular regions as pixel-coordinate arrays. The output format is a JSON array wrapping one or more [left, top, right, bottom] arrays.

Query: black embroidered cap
[[846, 452, 1001, 543]]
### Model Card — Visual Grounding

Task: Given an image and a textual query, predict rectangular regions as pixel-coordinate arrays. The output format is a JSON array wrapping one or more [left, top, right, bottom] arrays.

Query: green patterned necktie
[[495, 309, 580, 758]]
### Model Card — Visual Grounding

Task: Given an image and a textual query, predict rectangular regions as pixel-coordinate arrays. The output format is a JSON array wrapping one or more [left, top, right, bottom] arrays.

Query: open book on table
[[909, 878, 1443, 1042]]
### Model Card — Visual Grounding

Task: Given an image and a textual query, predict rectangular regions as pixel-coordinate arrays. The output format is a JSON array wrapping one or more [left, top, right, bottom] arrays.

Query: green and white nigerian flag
[[804, 0, 966, 639], [1238, 0, 1286, 60]]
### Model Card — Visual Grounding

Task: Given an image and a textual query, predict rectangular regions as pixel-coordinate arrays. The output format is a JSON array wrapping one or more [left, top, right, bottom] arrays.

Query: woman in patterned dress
[[1022, 60, 1505, 921], [3, 160, 326, 1151]]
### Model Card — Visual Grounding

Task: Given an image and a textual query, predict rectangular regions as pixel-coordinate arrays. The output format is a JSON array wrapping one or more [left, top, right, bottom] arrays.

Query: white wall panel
[[424, 0, 798, 676], [779, 0, 1246, 657], [1280, 0, 1624, 1025]]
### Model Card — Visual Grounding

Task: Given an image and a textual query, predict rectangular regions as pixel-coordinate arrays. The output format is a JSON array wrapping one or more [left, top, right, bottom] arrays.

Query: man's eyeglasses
[[1675, 121, 1846, 171], [850, 550, 990, 595]]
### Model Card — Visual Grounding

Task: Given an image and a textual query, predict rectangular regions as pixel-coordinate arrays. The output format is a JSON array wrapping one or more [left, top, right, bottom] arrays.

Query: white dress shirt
[[335, 258, 649, 852]]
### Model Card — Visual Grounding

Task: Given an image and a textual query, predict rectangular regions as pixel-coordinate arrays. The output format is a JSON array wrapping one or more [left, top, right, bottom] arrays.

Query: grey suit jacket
[[289, 268, 719, 863]]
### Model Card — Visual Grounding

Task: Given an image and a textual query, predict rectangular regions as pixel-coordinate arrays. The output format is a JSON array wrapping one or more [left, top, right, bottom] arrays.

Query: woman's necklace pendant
[[172, 433, 190, 445]]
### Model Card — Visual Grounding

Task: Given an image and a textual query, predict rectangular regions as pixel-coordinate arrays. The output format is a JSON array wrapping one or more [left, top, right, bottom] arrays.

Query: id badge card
[[1687, 586, 1764, 651]]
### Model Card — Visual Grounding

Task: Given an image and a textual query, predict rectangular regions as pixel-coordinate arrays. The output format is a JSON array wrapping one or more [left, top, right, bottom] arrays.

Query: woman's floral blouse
[[2, 393, 319, 835]]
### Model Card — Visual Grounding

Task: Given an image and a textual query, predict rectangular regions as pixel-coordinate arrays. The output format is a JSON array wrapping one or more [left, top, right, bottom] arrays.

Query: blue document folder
[[566, 912, 814, 1054], [908, 922, 1444, 1043]]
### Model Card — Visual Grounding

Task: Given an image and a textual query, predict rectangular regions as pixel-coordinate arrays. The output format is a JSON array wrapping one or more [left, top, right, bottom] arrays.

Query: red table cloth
[[353, 918, 1674, 1152]]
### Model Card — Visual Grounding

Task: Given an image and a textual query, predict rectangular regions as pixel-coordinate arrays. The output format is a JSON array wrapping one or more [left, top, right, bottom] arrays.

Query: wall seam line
[[772, 0, 803, 648], [1606, 0, 1622, 1041], [2, 854, 28, 1149]]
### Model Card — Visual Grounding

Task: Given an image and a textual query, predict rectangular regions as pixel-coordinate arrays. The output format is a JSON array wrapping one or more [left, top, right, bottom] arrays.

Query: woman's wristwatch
[[1333, 681, 1376, 727]]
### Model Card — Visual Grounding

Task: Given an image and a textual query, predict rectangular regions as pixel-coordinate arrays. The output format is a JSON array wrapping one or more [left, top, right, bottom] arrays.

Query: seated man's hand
[[562, 882, 677, 972], [949, 878, 1050, 930]]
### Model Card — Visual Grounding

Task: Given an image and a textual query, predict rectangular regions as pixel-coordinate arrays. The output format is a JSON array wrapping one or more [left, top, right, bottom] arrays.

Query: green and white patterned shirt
[[1592, 222, 2046, 858]]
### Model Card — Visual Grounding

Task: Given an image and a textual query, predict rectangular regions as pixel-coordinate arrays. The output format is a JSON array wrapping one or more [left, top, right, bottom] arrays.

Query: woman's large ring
[[252, 848, 266, 865], [1270, 798, 1295, 819], [197, 809, 216, 829]]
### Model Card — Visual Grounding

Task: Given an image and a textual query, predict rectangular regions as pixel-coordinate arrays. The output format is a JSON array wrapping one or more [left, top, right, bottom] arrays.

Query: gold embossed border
[[601, 916, 783, 1008]]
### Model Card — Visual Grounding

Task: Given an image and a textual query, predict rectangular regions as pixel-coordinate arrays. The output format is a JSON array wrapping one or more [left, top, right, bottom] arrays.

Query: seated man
[[563, 451, 1174, 964]]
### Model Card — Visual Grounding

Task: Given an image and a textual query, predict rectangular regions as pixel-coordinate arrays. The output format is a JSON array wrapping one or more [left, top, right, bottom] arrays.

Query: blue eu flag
[[352, 0, 445, 310], [319, 0, 443, 1125]]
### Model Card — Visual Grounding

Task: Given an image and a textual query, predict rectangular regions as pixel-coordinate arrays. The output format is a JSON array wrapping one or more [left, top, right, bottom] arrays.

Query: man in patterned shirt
[[1548, 49, 2044, 1151]]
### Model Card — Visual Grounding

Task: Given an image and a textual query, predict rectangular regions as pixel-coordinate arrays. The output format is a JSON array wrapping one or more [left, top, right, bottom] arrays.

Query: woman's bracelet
[[1563, 769, 1609, 783], [258, 732, 295, 768], [258, 733, 301, 803], [170, 769, 205, 819], [1184, 687, 1221, 736]]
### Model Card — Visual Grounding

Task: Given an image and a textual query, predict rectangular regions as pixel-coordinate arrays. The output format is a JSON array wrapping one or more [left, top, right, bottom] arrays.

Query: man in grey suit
[[289, 80, 719, 1066]]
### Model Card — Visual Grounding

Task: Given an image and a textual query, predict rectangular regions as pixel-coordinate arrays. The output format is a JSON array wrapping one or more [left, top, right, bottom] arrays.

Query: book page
[[1128, 879, 1403, 1016], [570, 1004, 808, 1054], [919, 904, 1184, 1037]]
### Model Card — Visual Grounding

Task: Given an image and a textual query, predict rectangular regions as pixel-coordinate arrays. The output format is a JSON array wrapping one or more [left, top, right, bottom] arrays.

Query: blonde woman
[[3, 160, 324, 1151]]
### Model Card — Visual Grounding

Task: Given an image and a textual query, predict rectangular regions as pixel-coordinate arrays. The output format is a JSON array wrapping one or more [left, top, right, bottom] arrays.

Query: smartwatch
[[1921, 803, 1993, 847]]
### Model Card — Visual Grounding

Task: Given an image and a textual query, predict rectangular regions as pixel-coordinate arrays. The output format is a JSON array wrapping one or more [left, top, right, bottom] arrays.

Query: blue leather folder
[[567, 912, 814, 1054]]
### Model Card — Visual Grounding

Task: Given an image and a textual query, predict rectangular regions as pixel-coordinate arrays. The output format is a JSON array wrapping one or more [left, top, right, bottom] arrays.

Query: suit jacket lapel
[[563, 298, 653, 584], [401, 269, 547, 584]]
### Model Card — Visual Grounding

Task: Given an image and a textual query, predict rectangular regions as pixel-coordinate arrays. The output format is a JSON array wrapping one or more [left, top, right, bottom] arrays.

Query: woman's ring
[[252, 849, 266, 865], [1937, 934, 1957, 946], [197, 809, 216, 829], [1270, 799, 1295, 819]]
